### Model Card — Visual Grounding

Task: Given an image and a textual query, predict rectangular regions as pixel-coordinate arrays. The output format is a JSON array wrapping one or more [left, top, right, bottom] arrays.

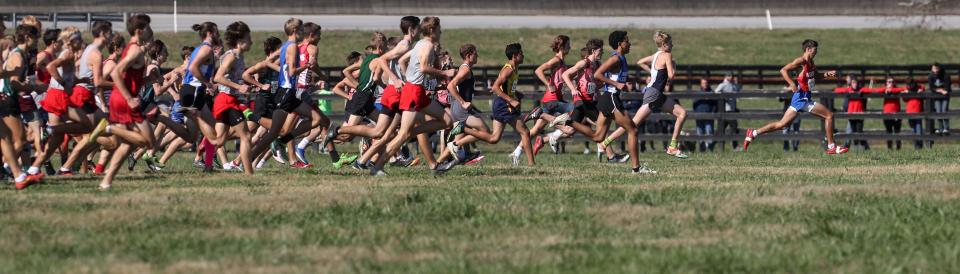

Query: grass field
[[2, 141, 959, 273], [152, 28, 960, 67]]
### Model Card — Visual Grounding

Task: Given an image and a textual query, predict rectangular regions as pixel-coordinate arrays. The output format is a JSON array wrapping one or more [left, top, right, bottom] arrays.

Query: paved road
[[39, 14, 960, 32]]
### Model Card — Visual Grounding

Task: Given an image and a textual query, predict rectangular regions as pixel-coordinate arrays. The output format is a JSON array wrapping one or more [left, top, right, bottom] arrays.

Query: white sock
[[27, 166, 40, 175], [828, 143, 836, 149], [549, 130, 564, 141], [59, 167, 70, 172], [297, 138, 310, 149], [15, 174, 26, 183], [512, 146, 523, 156]]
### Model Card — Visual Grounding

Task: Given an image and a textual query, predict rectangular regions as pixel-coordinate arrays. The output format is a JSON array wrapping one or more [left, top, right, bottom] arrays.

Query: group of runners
[[0, 15, 848, 190]]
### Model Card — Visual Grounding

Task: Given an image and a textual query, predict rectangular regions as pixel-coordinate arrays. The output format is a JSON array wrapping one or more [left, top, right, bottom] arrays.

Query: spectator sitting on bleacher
[[903, 78, 926, 149], [693, 78, 717, 152], [835, 77, 869, 150]]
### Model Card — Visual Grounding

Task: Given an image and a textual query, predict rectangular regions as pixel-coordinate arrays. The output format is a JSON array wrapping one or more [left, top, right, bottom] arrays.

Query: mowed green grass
[[154, 28, 960, 67], [2, 142, 959, 273]]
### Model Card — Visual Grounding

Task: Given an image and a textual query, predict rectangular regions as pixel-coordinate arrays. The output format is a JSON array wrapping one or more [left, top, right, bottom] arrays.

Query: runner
[[743, 39, 848, 154]]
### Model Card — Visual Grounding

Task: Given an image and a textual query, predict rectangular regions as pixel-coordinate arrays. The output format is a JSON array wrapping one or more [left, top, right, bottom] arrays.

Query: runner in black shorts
[[592, 31, 655, 174]]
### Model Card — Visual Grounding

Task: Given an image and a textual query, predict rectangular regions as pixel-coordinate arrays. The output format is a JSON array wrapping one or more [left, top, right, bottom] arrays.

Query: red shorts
[[399, 83, 429, 111], [108, 91, 144, 124], [70, 85, 95, 109], [41, 88, 70, 116], [213, 93, 240, 121], [381, 84, 401, 112]]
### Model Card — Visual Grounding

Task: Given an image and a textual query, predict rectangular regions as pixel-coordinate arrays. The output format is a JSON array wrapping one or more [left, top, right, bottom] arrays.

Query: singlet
[[646, 51, 668, 92], [456, 63, 475, 102], [797, 59, 816, 92], [388, 39, 410, 86], [541, 56, 567, 103], [114, 43, 145, 97], [602, 51, 628, 94], [217, 49, 245, 95], [576, 60, 597, 102], [356, 53, 380, 95], [1, 48, 27, 96], [405, 40, 434, 86], [277, 41, 299, 89], [296, 42, 312, 89], [35, 49, 53, 85], [77, 44, 99, 90], [48, 50, 75, 90], [501, 63, 519, 98], [182, 42, 215, 87], [258, 68, 279, 94]]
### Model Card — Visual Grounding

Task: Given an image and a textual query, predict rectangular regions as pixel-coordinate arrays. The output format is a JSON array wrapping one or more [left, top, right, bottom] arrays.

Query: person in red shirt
[[877, 76, 906, 150], [902, 78, 926, 149], [835, 77, 869, 150]]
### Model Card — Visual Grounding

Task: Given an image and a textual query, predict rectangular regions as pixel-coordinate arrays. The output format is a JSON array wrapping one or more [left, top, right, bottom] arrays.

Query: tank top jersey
[[576, 60, 597, 102], [35, 50, 53, 85], [457, 63, 476, 102], [115, 43, 145, 97], [76, 44, 99, 90], [48, 50, 75, 90], [357, 53, 379, 93], [1, 48, 28, 96], [797, 59, 816, 92], [217, 49, 245, 94], [277, 41, 299, 89], [646, 51, 668, 92], [541, 56, 567, 103], [386, 39, 410, 87], [182, 42, 215, 87], [405, 40, 434, 86], [501, 63, 519, 98], [602, 51, 628, 94], [296, 42, 312, 89]]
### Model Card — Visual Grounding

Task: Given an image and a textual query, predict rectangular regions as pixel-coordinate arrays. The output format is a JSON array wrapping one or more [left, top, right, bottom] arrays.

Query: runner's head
[[885, 74, 896, 88], [421, 16, 441, 42], [346, 51, 362, 66], [192, 21, 220, 46], [180, 46, 194, 63], [369, 31, 387, 54], [459, 43, 477, 65], [20, 15, 41, 32], [108, 35, 125, 55], [146, 39, 168, 64], [551, 35, 571, 55], [801, 39, 818, 58], [91, 19, 113, 41], [0, 21, 5, 36], [586, 38, 603, 61], [263, 37, 282, 56], [505, 43, 523, 65], [14, 24, 40, 49], [931, 62, 942, 75], [42, 29, 62, 51], [653, 30, 672, 52], [225, 21, 252, 52], [59, 26, 83, 52], [126, 13, 153, 44], [608, 30, 629, 54], [400, 16, 421, 38], [302, 22, 321, 45], [386, 36, 400, 51], [284, 18, 304, 41]]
